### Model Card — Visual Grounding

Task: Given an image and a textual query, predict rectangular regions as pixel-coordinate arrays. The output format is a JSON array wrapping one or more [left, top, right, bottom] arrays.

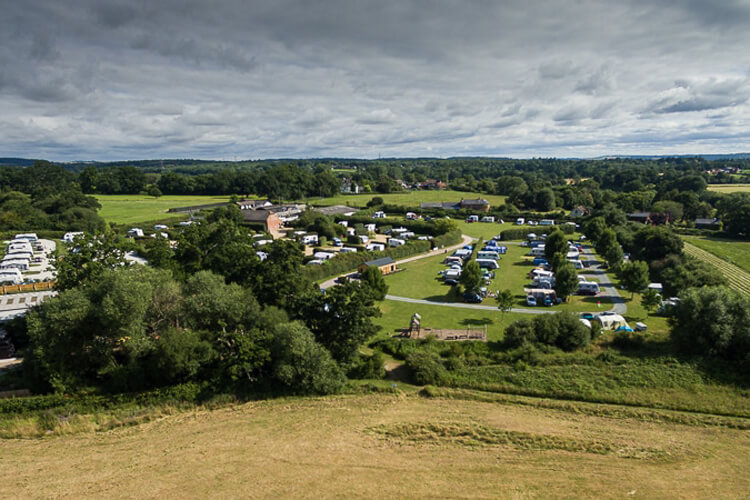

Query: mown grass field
[[2, 391, 749, 498], [682, 235, 750, 273], [682, 240, 750, 295], [307, 190, 507, 208], [95, 194, 232, 224], [708, 183, 750, 193]]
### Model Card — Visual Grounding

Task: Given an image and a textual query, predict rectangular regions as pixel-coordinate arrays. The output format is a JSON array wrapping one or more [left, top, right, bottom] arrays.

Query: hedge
[[499, 225, 575, 241]]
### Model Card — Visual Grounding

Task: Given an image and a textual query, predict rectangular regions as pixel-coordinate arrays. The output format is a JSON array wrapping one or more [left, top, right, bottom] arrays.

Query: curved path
[[383, 241, 627, 316]]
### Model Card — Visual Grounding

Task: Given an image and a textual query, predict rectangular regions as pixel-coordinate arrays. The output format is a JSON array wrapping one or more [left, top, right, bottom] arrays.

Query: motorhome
[[570, 260, 585, 269], [530, 246, 546, 257], [480, 216, 495, 223], [127, 228, 144, 238], [444, 256, 463, 265], [465, 215, 479, 223], [14, 233, 38, 242], [539, 219, 555, 226], [388, 238, 405, 247], [405, 212, 419, 220], [339, 247, 357, 253], [0, 269, 23, 285], [366, 242, 386, 252], [7, 242, 32, 253], [301, 234, 319, 245], [444, 269, 462, 280], [313, 251, 335, 260], [452, 248, 472, 259]]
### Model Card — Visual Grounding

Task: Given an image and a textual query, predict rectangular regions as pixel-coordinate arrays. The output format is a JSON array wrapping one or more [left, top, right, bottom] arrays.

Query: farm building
[[694, 218, 722, 230], [358, 256, 397, 275], [242, 210, 283, 238]]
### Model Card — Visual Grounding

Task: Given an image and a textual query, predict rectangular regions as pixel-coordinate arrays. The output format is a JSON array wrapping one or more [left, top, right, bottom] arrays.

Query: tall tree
[[619, 260, 650, 298]]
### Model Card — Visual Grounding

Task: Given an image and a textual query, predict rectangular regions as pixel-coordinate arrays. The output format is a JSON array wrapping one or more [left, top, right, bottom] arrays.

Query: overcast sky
[[2, 0, 750, 161]]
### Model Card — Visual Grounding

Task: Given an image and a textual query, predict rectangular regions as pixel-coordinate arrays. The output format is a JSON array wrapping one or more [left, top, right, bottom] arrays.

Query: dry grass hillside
[[3, 391, 749, 499]]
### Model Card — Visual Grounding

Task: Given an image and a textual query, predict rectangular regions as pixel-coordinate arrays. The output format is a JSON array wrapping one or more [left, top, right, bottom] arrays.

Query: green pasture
[[95, 195, 231, 225], [707, 184, 750, 193], [306, 190, 507, 208], [682, 235, 750, 273]]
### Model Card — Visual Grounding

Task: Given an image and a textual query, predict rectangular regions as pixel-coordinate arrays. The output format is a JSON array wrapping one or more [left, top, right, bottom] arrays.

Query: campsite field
[[95, 194, 231, 224], [2, 391, 749, 498], [306, 190, 507, 208], [707, 183, 750, 193]]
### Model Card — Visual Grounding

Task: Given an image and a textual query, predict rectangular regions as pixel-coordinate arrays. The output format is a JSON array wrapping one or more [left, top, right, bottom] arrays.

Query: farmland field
[[682, 236, 750, 273], [95, 194, 233, 224], [708, 183, 750, 193], [2, 391, 749, 498], [307, 189, 507, 208]]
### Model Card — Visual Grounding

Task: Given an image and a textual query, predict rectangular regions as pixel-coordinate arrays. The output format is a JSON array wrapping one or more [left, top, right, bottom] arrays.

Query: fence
[[0, 281, 55, 295]]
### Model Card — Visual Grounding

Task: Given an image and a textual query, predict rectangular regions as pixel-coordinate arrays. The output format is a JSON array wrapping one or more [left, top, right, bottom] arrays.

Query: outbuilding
[[358, 256, 397, 275]]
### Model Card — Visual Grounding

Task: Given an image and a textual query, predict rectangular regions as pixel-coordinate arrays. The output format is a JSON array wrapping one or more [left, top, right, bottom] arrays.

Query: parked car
[[526, 295, 537, 307], [463, 292, 483, 303], [444, 279, 459, 286]]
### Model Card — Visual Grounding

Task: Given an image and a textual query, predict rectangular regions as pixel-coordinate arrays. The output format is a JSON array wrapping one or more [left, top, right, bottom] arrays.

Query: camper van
[[515, 218, 525, 225], [444, 256, 463, 265], [313, 251, 335, 260], [480, 216, 495, 223], [465, 215, 479, 223], [578, 282, 600, 296], [444, 269, 462, 280], [530, 246, 546, 257], [366, 242, 386, 252], [388, 238, 405, 247], [301, 234, 319, 245], [539, 219, 555, 226], [452, 248, 472, 259], [14, 233, 38, 242], [405, 212, 419, 220], [476, 259, 500, 270], [0, 269, 23, 285], [127, 228, 144, 238], [570, 260, 585, 269], [339, 247, 357, 253]]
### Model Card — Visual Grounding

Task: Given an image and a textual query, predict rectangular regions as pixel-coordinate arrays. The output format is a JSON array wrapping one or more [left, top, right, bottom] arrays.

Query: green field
[[682, 235, 750, 273], [95, 195, 231, 224], [307, 190, 507, 208], [708, 183, 750, 193]]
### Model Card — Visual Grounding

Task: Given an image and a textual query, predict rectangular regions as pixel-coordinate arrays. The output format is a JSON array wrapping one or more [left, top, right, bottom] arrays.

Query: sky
[[1, 0, 750, 161]]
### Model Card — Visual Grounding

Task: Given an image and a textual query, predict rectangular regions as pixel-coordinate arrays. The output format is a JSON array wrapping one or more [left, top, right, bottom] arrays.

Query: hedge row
[[499, 225, 575, 241], [432, 229, 463, 249], [302, 239, 436, 282]]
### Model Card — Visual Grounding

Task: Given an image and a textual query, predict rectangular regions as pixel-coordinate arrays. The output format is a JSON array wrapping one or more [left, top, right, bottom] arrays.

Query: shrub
[[406, 352, 448, 385]]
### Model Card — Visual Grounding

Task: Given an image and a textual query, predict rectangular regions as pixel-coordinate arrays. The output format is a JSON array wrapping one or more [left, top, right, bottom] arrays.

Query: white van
[[570, 260, 585, 269], [453, 248, 472, 259], [466, 215, 479, 223], [515, 218, 525, 225], [444, 269, 462, 280], [301, 234, 319, 245], [476, 259, 500, 270], [480, 216, 495, 223], [578, 282, 600, 295], [14, 233, 38, 242]]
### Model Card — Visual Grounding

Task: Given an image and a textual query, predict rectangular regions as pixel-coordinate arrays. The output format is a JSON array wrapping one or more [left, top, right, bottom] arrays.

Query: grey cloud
[[0, 0, 750, 160]]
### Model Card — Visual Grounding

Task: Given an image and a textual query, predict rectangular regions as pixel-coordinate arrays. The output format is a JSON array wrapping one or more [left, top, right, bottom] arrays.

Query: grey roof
[[461, 198, 490, 205], [695, 218, 720, 224], [314, 205, 358, 216], [420, 201, 460, 209], [362, 257, 395, 267], [242, 209, 274, 222]]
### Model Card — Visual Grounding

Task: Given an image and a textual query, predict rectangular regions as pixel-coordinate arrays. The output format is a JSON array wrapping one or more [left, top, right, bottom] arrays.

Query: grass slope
[[682, 236, 750, 273], [2, 393, 749, 498], [708, 183, 750, 193], [95, 194, 231, 224]]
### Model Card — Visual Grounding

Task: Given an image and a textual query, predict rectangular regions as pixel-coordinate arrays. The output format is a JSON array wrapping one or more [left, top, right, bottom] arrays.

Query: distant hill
[[0, 157, 40, 167], [590, 153, 750, 161]]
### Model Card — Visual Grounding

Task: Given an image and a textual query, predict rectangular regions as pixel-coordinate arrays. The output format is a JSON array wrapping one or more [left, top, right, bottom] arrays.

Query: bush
[[347, 351, 386, 379], [504, 312, 591, 352], [406, 352, 448, 385]]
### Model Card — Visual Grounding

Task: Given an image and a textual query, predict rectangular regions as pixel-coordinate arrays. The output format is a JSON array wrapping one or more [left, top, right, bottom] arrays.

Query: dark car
[[463, 292, 483, 303], [444, 278, 459, 286]]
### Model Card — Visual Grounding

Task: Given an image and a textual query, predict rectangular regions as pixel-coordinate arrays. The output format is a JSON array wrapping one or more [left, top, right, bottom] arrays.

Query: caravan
[[476, 259, 499, 270], [595, 314, 628, 331], [577, 282, 600, 296]]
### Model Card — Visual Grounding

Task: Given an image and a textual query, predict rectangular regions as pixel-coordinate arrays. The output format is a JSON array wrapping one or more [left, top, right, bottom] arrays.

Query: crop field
[[707, 183, 750, 193], [307, 190, 507, 208], [95, 194, 232, 224], [2, 392, 749, 498], [683, 241, 750, 295], [682, 236, 750, 273]]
